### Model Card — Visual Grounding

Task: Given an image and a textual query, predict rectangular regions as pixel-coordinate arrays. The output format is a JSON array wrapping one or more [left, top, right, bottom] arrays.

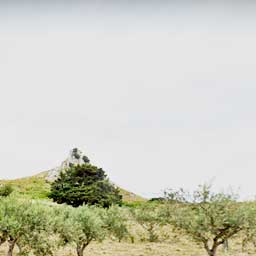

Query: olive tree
[[164, 185, 247, 256], [130, 203, 162, 242], [55, 205, 105, 256], [240, 203, 256, 253], [0, 197, 56, 256], [101, 206, 129, 242]]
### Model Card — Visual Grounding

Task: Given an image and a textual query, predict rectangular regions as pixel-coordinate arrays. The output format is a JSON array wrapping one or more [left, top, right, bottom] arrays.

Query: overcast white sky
[[1, 1, 256, 199]]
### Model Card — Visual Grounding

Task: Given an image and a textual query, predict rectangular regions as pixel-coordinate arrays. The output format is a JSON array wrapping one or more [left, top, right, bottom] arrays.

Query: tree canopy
[[163, 185, 247, 256], [0, 185, 13, 197], [49, 163, 122, 207]]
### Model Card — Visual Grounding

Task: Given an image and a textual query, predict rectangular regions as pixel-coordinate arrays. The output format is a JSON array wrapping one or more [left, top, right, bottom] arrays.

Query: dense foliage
[[54, 204, 106, 256], [163, 185, 248, 256], [0, 197, 128, 256], [49, 164, 122, 207], [0, 197, 55, 256], [0, 185, 13, 197]]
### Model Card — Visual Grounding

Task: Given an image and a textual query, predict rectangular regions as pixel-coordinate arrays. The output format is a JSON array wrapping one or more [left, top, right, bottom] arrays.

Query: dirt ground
[[0, 238, 252, 256]]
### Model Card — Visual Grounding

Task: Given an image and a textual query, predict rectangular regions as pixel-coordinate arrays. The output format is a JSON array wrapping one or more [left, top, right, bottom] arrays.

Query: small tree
[[55, 205, 105, 256], [102, 206, 129, 242], [0, 197, 56, 256], [130, 203, 162, 242], [240, 203, 256, 253], [49, 164, 122, 207], [164, 185, 247, 256]]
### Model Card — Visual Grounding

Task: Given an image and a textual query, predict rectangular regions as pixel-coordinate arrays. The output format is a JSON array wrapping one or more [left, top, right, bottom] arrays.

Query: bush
[[0, 184, 13, 197]]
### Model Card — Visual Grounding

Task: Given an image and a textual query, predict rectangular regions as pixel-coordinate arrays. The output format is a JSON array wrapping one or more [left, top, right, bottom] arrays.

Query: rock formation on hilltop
[[0, 148, 145, 202], [46, 148, 90, 182]]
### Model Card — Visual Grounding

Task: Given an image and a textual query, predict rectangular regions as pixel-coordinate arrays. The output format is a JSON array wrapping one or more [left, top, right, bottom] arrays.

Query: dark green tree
[[0, 184, 13, 197], [49, 164, 122, 207]]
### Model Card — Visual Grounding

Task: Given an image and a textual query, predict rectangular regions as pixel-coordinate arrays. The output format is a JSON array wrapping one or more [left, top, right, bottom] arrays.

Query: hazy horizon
[[1, 1, 256, 199]]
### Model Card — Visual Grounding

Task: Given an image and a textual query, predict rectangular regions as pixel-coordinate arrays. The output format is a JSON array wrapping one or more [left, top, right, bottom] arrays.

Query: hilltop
[[0, 149, 145, 202]]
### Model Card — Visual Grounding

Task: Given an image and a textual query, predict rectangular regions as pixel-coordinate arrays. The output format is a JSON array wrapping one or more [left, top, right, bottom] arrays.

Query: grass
[[0, 172, 145, 202], [0, 234, 251, 256], [0, 175, 51, 199]]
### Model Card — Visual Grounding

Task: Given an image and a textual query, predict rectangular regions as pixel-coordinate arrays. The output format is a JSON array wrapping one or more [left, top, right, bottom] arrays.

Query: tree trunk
[[0, 232, 8, 247], [204, 241, 218, 256], [7, 239, 16, 256], [208, 249, 217, 256], [76, 242, 90, 256], [76, 244, 86, 256], [76, 247, 84, 256], [223, 239, 229, 252]]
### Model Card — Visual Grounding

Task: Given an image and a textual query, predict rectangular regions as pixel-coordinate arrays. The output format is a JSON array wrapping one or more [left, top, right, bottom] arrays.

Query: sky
[[1, 1, 256, 199]]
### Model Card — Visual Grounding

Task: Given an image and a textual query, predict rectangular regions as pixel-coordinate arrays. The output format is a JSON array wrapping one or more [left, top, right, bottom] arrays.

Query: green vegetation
[[49, 164, 122, 207], [0, 197, 130, 256], [1, 149, 255, 256], [0, 187, 256, 256], [0, 175, 51, 199], [130, 203, 162, 242], [54, 205, 106, 256], [0, 185, 13, 197], [0, 197, 55, 256], [0, 174, 143, 203], [101, 206, 129, 242], [163, 185, 248, 256]]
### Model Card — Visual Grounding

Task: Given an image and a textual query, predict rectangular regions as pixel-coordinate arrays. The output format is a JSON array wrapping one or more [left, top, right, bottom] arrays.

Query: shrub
[[0, 185, 13, 197]]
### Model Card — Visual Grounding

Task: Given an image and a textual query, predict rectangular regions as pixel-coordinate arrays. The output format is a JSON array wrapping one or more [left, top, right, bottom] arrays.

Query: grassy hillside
[[0, 172, 145, 202], [0, 173, 51, 199]]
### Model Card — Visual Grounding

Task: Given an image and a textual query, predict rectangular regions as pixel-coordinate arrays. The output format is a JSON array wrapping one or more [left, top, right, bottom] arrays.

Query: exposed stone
[[46, 148, 90, 182]]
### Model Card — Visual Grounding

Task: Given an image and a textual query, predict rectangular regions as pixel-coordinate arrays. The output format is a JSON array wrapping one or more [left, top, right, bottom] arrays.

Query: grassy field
[[55, 239, 251, 256], [0, 236, 251, 256]]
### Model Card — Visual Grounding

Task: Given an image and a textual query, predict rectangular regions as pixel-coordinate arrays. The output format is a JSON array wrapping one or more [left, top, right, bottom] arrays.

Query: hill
[[0, 173, 145, 202], [0, 149, 145, 202]]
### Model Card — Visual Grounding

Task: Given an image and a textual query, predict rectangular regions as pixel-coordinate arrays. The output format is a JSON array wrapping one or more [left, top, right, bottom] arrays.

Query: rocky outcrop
[[46, 148, 90, 182]]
